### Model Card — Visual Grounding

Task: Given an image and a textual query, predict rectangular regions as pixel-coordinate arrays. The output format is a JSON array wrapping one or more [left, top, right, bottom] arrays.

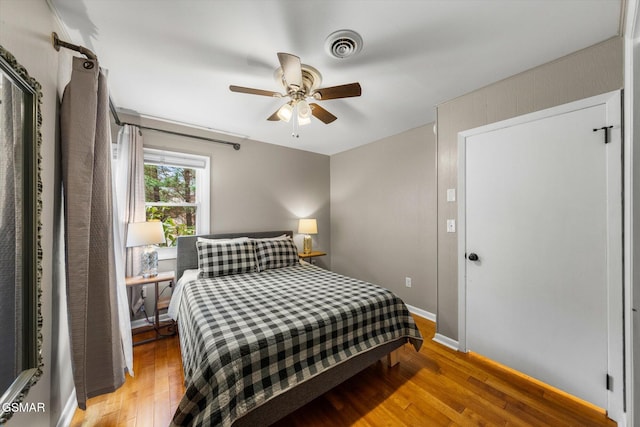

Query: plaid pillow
[[197, 240, 256, 278], [254, 238, 299, 272]]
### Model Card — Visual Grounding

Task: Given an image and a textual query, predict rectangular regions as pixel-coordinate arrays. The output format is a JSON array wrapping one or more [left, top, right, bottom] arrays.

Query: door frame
[[457, 90, 623, 421]]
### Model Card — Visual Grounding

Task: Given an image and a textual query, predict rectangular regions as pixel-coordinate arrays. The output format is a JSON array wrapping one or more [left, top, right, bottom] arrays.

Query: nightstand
[[125, 271, 175, 346], [298, 251, 326, 265]]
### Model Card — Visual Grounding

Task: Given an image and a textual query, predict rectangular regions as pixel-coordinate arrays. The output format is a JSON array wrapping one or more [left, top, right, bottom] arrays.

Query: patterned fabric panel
[[253, 238, 299, 271], [171, 263, 423, 427], [196, 240, 256, 278]]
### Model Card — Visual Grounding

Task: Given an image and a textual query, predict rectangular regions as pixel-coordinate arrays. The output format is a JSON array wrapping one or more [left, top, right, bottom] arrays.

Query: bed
[[169, 231, 423, 426]]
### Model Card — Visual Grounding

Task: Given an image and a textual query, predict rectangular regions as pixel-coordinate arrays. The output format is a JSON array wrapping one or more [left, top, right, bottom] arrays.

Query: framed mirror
[[0, 44, 43, 423]]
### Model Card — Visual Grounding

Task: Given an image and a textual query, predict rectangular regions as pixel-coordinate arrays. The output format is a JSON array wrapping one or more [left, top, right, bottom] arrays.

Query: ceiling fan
[[229, 52, 361, 131]]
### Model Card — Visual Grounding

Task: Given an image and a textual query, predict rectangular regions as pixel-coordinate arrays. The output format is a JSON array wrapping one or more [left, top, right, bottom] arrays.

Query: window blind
[[143, 148, 207, 169]]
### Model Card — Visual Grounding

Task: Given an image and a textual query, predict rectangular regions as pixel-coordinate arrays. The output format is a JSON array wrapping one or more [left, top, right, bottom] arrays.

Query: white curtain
[[112, 124, 145, 376]]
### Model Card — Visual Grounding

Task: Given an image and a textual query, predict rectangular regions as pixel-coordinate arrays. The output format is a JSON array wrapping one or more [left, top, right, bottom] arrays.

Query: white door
[[458, 92, 622, 412]]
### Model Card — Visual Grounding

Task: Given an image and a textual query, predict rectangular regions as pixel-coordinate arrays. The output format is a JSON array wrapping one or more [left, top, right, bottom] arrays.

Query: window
[[143, 148, 210, 257]]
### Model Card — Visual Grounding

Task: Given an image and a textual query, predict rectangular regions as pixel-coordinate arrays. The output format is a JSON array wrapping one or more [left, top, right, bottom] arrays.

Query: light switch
[[447, 189, 456, 202], [446, 219, 456, 233]]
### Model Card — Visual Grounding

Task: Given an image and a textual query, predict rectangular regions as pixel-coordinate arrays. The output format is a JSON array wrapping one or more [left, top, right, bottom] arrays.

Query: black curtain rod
[[51, 32, 241, 151], [107, 99, 241, 151]]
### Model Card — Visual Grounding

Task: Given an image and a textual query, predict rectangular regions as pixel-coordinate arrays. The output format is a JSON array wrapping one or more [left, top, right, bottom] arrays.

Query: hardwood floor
[[70, 327, 185, 427], [71, 316, 616, 426]]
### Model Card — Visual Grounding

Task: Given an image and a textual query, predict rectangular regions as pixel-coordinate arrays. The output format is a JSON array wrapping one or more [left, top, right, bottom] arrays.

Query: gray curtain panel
[[60, 57, 125, 409]]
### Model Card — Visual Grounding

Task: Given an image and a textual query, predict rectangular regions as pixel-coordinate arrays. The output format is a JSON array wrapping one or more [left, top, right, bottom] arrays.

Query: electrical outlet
[[141, 285, 147, 298], [132, 298, 145, 313], [405, 277, 412, 288], [446, 219, 456, 233]]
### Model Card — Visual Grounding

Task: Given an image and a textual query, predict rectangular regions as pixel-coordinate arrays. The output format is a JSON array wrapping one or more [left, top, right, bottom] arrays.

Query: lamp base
[[141, 245, 158, 278], [303, 235, 312, 254]]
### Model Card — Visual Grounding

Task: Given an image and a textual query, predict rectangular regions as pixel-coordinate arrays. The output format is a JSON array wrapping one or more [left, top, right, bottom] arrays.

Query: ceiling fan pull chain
[[292, 104, 300, 138]]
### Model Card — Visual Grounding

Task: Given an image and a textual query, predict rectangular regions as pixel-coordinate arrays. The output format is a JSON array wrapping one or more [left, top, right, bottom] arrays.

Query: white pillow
[[197, 236, 250, 244], [250, 234, 289, 241]]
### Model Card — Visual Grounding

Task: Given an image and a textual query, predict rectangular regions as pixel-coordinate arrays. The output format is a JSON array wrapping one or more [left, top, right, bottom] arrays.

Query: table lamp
[[298, 218, 317, 254], [126, 221, 165, 278]]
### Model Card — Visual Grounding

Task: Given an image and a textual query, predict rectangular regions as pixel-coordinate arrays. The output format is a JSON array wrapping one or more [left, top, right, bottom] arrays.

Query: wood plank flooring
[[70, 316, 616, 426]]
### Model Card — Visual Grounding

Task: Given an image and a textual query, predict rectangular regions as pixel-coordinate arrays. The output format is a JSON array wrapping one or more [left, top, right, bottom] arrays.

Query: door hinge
[[593, 126, 613, 144], [606, 374, 613, 391]]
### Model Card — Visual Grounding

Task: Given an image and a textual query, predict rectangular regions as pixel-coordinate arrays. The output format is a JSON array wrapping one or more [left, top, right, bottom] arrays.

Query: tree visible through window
[[144, 164, 198, 247], [142, 148, 210, 251]]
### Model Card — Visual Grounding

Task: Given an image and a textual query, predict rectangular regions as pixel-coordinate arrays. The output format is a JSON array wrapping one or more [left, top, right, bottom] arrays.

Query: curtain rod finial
[[51, 32, 98, 60], [52, 32, 61, 51]]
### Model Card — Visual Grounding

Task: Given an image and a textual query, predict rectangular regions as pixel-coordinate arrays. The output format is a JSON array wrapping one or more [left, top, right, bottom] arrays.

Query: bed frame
[[175, 230, 405, 426]]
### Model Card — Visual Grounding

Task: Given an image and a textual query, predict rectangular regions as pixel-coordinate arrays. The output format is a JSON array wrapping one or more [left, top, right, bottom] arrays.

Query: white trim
[[55, 388, 77, 427], [133, 113, 249, 140], [196, 158, 210, 234], [630, 0, 640, 40], [156, 246, 176, 260], [457, 91, 624, 422], [604, 91, 624, 423], [624, 0, 639, 424], [433, 333, 459, 351], [144, 147, 208, 169], [406, 304, 436, 322], [130, 312, 173, 329], [146, 202, 198, 208], [46, 0, 73, 42], [457, 137, 468, 352]]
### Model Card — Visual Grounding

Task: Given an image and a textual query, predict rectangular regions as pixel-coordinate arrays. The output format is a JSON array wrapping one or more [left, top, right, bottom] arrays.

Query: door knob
[[468, 253, 479, 261]]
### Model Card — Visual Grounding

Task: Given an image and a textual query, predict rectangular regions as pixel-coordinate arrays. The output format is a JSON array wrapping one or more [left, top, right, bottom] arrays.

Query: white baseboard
[[56, 388, 77, 427], [406, 304, 436, 322], [403, 305, 459, 351], [130, 313, 172, 329], [433, 333, 459, 351]]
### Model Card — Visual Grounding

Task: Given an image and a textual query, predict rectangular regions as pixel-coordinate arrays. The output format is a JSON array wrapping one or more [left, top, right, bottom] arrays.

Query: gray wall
[[0, 3, 625, 424], [0, 0, 76, 425], [117, 113, 332, 272], [330, 125, 437, 313], [436, 36, 624, 340]]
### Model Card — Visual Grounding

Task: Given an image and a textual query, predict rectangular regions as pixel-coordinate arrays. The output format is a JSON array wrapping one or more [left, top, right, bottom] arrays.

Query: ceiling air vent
[[324, 30, 363, 59]]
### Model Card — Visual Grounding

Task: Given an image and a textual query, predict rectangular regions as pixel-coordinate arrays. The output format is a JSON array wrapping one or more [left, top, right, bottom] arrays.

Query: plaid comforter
[[171, 263, 423, 426]]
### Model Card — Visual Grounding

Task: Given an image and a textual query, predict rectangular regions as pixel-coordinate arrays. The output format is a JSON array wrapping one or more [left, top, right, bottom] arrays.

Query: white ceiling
[[50, 0, 621, 155]]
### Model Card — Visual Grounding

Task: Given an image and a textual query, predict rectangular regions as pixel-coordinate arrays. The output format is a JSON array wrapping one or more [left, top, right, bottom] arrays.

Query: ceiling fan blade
[[313, 82, 362, 100], [229, 85, 282, 97], [277, 52, 302, 89], [310, 103, 337, 124]]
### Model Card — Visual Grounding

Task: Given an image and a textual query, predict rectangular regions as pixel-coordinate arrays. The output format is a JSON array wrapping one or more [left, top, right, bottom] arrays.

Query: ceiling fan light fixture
[[230, 52, 361, 129], [297, 100, 312, 126], [298, 115, 311, 126], [297, 100, 311, 119], [277, 102, 294, 122]]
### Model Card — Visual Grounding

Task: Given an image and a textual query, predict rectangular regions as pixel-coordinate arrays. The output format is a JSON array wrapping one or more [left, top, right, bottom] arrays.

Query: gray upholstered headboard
[[176, 230, 294, 279]]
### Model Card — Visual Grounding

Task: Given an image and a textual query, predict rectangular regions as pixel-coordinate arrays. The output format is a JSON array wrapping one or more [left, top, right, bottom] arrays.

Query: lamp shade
[[126, 221, 165, 247], [298, 218, 318, 235]]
